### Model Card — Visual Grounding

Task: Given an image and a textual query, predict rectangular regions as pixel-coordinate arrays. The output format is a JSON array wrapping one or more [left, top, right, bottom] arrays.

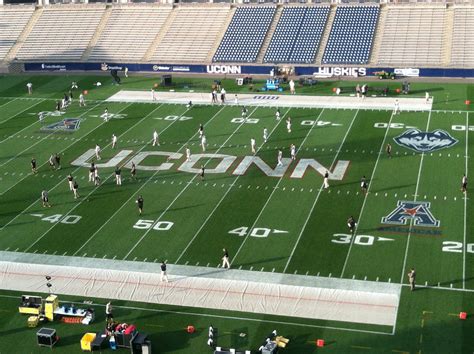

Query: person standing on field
[[408, 268, 416, 291], [222, 248, 230, 269], [160, 261, 169, 282]]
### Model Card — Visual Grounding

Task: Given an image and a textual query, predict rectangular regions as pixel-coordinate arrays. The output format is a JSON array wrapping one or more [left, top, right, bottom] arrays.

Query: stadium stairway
[[4, 6, 43, 63], [314, 4, 336, 65], [443, 4, 454, 66], [368, 4, 388, 65], [255, 5, 283, 64], [205, 6, 236, 63], [81, 5, 113, 62], [143, 6, 176, 62]]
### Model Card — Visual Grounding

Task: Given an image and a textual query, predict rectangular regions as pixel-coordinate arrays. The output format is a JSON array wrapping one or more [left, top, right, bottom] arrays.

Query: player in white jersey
[[152, 130, 159, 146], [263, 128, 268, 143], [277, 149, 283, 167], [241, 107, 248, 120], [323, 171, 329, 189], [27, 82, 33, 95], [275, 108, 281, 120], [67, 174, 74, 191], [394, 99, 400, 115], [186, 146, 191, 162], [425, 92, 430, 103], [151, 88, 156, 101], [461, 174, 467, 193], [79, 93, 85, 107], [112, 134, 117, 149], [201, 135, 207, 152], [115, 166, 122, 186], [250, 138, 256, 155], [94, 166, 101, 186], [38, 112, 45, 124], [290, 144, 296, 161], [95, 144, 101, 160], [103, 108, 109, 122], [234, 94, 239, 105], [286, 117, 292, 133]]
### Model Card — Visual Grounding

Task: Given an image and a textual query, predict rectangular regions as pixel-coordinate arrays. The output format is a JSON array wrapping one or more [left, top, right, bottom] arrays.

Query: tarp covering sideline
[[107, 90, 431, 112], [0, 252, 400, 327]]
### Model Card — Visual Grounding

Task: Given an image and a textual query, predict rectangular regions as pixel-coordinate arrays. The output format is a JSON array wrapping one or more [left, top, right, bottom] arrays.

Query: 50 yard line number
[[133, 219, 174, 231]]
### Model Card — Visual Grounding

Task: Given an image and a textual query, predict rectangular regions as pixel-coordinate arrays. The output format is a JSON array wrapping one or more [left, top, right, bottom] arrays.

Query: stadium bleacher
[[322, 5, 379, 65], [0, 6, 34, 61], [377, 6, 446, 67], [16, 6, 105, 61], [213, 6, 275, 63], [88, 6, 172, 62], [150, 6, 230, 63], [450, 6, 474, 67], [263, 6, 329, 64]]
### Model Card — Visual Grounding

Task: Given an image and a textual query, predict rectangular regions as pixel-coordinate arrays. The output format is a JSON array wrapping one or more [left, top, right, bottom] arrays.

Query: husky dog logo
[[394, 129, 458, 153], [41, 118, 80, 133], [382, 201, 440, 227]]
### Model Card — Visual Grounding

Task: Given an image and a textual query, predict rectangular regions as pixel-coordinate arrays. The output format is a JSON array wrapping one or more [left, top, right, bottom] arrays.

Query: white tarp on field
[[0, 253, 400, 327], [107, 90, 432, 112]]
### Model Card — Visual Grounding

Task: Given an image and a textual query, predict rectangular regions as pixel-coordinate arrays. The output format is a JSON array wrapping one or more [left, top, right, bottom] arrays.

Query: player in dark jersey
[[347, 216, 357, 234], [54, 153, 61, 170], [136, 195, 144, 215], [461, 174, 467, 193], [31, 158, 37, 173], [130, 162, 137, 181], [200, 165, 205, 181], [89, 163, 95, 183], [360, 176, 368, 194], [73, 181, 79, 199]]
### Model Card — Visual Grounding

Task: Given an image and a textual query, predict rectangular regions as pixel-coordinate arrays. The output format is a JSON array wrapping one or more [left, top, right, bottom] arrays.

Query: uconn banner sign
[[24, 63, 474, 77]]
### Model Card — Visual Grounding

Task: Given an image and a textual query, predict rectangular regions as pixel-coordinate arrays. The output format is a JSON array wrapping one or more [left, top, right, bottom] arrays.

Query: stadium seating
[[450, 7, 474, 67], [0, 6, 34, 61], [89, 6, 171, 62], [377, 6, 446, 66], [263, 6, 329, 64], [213, 6, 275, 63], [322, 5, 379, 64], [16, 6, 105, 61], [150, 6, 229, 63]]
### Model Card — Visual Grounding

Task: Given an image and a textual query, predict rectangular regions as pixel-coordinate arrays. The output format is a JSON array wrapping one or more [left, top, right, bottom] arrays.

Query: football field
[[0, 88, 472, 293]]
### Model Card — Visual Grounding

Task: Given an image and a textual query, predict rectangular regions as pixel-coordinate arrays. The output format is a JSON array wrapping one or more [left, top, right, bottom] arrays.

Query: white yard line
[[0, 102, 133, 231], [23, 103, 171, 252], [0, 99, 46, 143], [175, 108, 290, 263], [72, 105, 226, 256], [399, 111, 432, 284], [0, 101, 111, 197], [231, 109, 325, 264], [0, 97, 17, 116], [283, 110, 359, 273], [463, 111, 469, 289], [340, 111, 395, 278], [123, 106, 262, 260]]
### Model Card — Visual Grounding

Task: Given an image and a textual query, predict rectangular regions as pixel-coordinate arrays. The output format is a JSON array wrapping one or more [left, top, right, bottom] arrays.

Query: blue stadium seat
[[213, 7, 276, 63], [322, 5, 379, 64], [264, 6, 330, 64]]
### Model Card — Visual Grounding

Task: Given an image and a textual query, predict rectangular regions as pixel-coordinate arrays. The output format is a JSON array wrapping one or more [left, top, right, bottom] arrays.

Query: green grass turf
[[0, 74, 473, 352], [0, 287, 473, 353]]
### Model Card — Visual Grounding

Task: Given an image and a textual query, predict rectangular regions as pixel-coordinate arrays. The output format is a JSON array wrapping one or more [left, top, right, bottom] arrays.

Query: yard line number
[[133, 219, 174, 231], [442, 241, 474, 253], [331, 233, 394, 246], [41, 214, 81, 224], [228, 226, 288, 238], [231, 118, 259, 124]]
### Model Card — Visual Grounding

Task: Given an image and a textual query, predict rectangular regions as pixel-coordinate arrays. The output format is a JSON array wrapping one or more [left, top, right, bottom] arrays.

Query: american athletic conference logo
[[393, 129, 458, 153], [381, 201, 440, 227]]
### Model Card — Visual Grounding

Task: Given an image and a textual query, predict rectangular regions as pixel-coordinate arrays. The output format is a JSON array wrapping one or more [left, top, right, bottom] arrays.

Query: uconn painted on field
[[71, 149, 349, 180]]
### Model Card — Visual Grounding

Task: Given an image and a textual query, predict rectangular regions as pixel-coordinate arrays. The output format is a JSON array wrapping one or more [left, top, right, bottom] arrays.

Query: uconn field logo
[[382, 201, 440, 227], [394, 129, 458, 153], [206, 65, 242, 74]]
